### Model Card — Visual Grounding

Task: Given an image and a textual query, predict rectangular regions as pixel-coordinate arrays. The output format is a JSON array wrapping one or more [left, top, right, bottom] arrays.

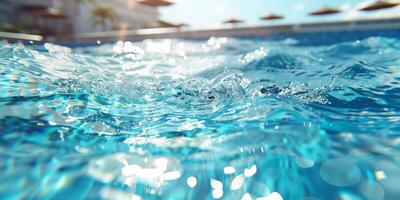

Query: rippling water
[[1, 34, 400, 200]]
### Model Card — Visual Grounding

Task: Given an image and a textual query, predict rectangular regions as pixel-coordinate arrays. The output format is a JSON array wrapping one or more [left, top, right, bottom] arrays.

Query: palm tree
[[91, 6, 118, 32]]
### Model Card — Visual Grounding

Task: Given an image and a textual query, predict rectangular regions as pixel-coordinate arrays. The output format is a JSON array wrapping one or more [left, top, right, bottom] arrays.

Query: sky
[[159, 0, 400, 28]]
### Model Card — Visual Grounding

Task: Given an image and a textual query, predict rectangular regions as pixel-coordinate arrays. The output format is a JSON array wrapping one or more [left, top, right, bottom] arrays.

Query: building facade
[[1, 0, 165, 35], [63, 0, 160, 34]]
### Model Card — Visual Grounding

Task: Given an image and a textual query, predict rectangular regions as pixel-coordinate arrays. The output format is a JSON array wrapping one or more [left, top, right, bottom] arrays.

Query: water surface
[[1, 35, 400, 200]]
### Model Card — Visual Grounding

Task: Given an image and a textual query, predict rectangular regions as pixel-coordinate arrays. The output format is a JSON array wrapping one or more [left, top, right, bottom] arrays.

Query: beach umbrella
[[260, 14, 284, 20], [150, 22, 190, 29], [176, 23, 189, 28], [138, 0, 173, 7], [359, 0, 399, 11], [309, 7, 341, 15], [223, 18, 244, 24]]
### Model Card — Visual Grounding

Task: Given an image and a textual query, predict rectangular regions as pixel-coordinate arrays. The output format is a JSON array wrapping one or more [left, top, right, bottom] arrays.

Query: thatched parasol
[[260, 14, 284, 20], [223, 18, 244, 24], [138, 0, 173, 7], [309, 7, 341, 15], [360, 0, 399, 11]]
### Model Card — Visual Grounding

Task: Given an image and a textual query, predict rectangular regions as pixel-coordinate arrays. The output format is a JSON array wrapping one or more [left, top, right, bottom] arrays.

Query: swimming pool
[[1, 30, 400, 200]]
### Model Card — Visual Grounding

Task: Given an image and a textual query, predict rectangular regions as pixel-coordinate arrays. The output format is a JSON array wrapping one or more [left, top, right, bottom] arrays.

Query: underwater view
[[1, 32, 400, 200]]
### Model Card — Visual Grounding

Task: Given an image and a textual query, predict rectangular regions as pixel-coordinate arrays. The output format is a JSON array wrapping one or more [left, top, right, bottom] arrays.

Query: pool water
[[1, 33, 400, 200]]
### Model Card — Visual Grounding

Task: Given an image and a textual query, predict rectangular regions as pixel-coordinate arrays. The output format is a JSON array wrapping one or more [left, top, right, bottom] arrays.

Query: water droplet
[[295, 157, 315, 168], [187, 176, 197, 188], [211, 179, 223, 189], [359, 181, 384, 200], [212, 188, 223, 199], [257, 192, 283, 200], [320, 159, 361, 187], [230, 174, 245, 190], [224, 166, 236, 174], [244, 165, 257, 177], [242, 193, 252, 200], [161, 170, 181, 181]]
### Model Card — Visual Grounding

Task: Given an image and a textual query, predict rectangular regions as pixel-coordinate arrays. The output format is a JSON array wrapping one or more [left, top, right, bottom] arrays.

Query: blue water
[[1, 33, 400, 200]]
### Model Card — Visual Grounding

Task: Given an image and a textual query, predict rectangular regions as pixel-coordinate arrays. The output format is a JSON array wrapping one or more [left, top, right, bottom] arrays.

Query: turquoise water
[[1, 35, 400, 200]]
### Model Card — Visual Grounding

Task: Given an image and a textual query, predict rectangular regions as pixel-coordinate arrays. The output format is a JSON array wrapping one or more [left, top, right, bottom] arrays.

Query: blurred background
[[0, 0, 399, 37]]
